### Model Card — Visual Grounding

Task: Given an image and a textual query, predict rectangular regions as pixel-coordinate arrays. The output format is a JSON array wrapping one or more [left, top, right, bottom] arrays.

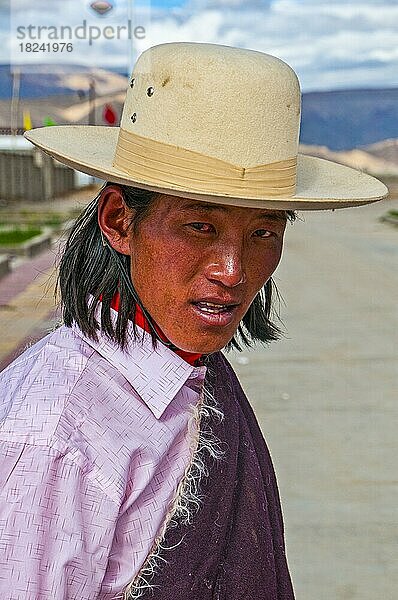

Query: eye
[[187, 222, 214, 233], [254, 229, 274, 238]]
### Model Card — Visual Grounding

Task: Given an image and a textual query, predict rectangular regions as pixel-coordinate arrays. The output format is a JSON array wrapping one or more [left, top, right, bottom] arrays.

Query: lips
[[191, 297, 241, 308]]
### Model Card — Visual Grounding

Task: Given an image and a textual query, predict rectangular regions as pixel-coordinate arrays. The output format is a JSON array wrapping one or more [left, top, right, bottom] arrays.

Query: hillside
[[0, 92, 126, 130], [300, 141, 398, 177], [362, 139, 398, 165]]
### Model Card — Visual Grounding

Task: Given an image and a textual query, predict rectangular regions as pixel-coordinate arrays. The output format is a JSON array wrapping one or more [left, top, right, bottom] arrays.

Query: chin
[[174, 335, 232, 355], [161, 320, 238, 355]]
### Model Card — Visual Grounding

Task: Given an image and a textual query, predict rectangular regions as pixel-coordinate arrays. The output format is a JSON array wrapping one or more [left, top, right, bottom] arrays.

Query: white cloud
[[140, 0, 398, 90]]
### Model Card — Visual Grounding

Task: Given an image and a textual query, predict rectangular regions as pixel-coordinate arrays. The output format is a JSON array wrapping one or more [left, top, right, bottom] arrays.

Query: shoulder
[[0, 325, 96, 444], [0, 324, 155, 505]]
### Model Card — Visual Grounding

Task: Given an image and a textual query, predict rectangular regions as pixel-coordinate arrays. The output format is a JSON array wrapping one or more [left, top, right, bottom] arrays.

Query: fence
[[0, 146, 76, 202]]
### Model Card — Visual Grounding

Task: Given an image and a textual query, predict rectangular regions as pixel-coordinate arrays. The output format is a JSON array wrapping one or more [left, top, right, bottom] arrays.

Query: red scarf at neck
[[100, 291, 203, 366]]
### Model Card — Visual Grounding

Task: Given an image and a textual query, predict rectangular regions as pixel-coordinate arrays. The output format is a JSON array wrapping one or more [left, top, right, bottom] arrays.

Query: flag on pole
[[23, 110, 32, 131], [43, 116, 57, 126], [103, 103, 117, 125]]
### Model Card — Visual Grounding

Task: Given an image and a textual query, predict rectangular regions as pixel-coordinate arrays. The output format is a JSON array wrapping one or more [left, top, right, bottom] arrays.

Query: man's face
[[128, 194, 287, 354]]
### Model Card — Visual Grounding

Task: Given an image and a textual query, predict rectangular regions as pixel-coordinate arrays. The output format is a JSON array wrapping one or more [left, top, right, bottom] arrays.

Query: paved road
[[0, 186, 97, 369], [0, 193, 397, 599], [228, 197, 398, 600]]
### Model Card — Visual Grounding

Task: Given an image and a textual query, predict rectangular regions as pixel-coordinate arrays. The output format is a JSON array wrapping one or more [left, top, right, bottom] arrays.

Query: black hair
[[56, 182, 297, 354]]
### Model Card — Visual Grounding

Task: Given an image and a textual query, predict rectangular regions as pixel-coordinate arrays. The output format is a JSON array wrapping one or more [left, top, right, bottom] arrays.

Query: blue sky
[[2, 0, 398, 91], [149, 0, 186, 6]]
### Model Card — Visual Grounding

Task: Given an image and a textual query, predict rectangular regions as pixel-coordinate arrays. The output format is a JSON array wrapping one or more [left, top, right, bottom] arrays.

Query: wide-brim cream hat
[[25, 42, 388, 210]]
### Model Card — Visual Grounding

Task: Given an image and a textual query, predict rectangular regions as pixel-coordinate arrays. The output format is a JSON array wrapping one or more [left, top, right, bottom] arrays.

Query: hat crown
[[119, 42, 301, 168]]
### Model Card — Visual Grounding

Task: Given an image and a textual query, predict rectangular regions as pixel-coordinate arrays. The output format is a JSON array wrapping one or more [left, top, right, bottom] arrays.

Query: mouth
[[190, 300, 240, 327]]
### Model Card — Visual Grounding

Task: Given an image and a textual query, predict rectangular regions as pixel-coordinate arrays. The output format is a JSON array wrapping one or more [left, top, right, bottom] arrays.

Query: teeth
[[202, 302, 225, 307], [200, 306, 224, 313], [196, 301, 229, 313]]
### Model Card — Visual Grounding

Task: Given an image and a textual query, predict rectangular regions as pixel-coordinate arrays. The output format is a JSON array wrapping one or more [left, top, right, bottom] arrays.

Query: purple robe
[[139, 351, 295, 599]]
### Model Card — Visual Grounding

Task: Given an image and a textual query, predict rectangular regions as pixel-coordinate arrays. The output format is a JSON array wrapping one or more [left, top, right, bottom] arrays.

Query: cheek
[[130, 238, 198, 299], [249, 243, 284, 282]]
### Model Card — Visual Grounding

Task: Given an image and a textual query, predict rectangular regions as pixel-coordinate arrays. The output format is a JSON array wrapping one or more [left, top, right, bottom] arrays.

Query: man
[[0, 42, 387, 599]]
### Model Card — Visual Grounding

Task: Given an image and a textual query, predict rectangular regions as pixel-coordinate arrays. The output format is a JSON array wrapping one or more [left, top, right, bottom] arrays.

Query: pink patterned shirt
[[0, 304, 207, 599]]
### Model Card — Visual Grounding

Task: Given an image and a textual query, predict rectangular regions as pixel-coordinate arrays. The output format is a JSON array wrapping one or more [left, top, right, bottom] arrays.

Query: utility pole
[[88, 77, 96, 184], [88, 77, 96, 126], [10, 67, 21, 139], [127, 0, 134, 76]]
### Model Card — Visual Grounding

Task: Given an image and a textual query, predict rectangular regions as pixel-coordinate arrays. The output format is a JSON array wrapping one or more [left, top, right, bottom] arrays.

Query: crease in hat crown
[[23, 41, 389, 209], [112, 42, 301, 199]]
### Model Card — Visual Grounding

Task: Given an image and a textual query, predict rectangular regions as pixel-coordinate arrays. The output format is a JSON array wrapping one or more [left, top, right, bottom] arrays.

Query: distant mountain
[[0, 64, 127, 99], [0, 64, 398, 151], [301, 88, 398, 150]]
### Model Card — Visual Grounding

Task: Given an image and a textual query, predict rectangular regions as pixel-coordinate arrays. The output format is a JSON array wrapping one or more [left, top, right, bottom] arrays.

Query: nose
[[204, 244, 247, 288]]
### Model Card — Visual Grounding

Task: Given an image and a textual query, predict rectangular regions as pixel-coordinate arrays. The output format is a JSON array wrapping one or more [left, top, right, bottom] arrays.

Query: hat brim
[[24, 126, 388, 210]]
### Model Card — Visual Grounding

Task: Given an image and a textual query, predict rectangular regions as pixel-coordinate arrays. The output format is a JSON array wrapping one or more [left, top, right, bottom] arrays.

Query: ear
[[97, 184, 134, 256]]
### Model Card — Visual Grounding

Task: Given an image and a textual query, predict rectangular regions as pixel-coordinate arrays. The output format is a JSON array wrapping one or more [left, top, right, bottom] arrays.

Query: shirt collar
[[71, 298, 207, 419]]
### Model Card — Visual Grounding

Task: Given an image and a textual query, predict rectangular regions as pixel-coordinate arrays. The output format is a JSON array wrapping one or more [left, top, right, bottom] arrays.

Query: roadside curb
[[0, 219, 74, 283], [0, 231, 52, 259]]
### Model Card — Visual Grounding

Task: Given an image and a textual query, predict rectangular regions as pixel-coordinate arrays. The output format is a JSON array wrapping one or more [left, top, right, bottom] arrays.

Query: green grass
[[40, 215, 68, 226], [387, 209, 398, 218], [0, 227, 42, 246], [1, 213, 68, 226]]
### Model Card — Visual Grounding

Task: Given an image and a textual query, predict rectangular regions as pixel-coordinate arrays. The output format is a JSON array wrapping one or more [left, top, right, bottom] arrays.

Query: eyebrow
[[179, 201, 288, 222]]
